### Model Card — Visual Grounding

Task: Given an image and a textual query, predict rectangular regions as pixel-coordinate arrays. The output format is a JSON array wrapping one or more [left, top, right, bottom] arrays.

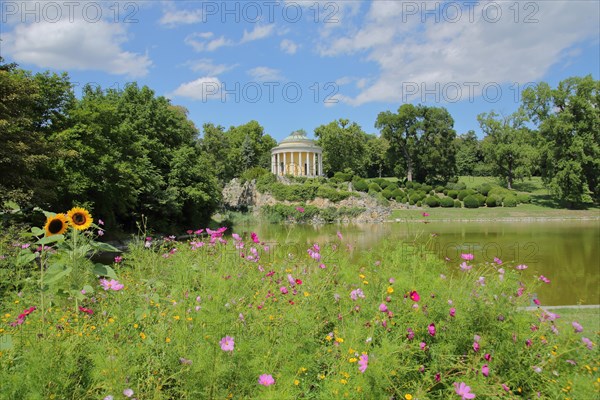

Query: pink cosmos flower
[[232, 233, 241, 241], [114, 256, 122, 263], [481, 364, 489, 377], [449, 307, 456, 317], [350, 288, 365, 301], [516, 287, 525, 297], [572, 321, 583, 333], [97, 230, 104, 236], [515, 264, 528, 270], [379, 303, 388, 312], [78, 306, 94, 315], [220, 336, 234, 352], [477, 276, 485, 286], [99, 279, 124, 291], [422, 212, 429, 217], [502, 384, 510, 392], [461, 253, 474, 261], [280, 286, 288, 295], [473, 342, 480, 352], [582, 337, 593, 350], [123, 388, 134, 397], [358, 353, 368, 373], [538, 275, 550, 283], [337, 231, 343, 240], [533, 299, 540, 306], [251, 232, 260, 243], [420, 342, 427, 351], [484, 353, 491, 361], [407, 328, 415, 340], [428, 323, 436, 337], [494, 257, 502, 265], [454, 382, 476, 399], [409, 291, 420, 302], [460, 262, 472, 271], [98, 219, 104, 225], [296, 206, 305, 213], [258, 374, 275, 386]]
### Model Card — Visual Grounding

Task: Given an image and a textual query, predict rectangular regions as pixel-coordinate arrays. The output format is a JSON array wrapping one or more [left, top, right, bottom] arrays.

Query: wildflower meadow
[[0, 208, 598, 399]]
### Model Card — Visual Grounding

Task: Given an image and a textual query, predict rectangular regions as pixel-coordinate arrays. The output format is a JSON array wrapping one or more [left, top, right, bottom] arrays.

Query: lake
[[240, 220, 600, 306]]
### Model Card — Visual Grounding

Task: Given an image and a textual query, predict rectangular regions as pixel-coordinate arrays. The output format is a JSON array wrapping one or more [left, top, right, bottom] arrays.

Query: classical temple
[[270, 131, 323, 177]]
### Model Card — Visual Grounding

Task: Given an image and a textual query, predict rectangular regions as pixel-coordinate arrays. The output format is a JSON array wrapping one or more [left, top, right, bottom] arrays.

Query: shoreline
[[389, 216, 600, 223]]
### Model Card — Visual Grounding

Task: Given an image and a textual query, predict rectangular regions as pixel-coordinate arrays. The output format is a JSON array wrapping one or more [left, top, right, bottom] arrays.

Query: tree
[[364, 135, 391, 178], [314, 119, 369, 177], [375, 104, 457, 183], [522, 76, 599, 206], [478, 110, 538, 189], [455, 130, 484, 176]]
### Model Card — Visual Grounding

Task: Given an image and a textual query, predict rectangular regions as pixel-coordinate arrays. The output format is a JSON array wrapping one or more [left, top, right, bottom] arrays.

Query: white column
[[319, 153, 323, 176], [307, 152, 311, 177], [271, 154, 275, 174], [283, 152, 287, 175]]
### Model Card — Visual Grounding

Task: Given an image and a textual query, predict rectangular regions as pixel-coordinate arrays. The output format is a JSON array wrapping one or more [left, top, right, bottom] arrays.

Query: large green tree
[[314, 119, 369, 177], [455, 130, 485, 176], [521, 76, 600, 205], [478, 110, 538, 189], [375, 104, 457, 183]]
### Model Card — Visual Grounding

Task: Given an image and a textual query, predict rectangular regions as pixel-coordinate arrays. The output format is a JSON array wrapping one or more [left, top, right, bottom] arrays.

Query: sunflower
[[44, 214, 68, 236], [66, 207, 93, 231]]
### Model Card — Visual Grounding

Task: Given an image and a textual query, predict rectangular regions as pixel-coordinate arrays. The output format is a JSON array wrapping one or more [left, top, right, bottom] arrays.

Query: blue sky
[[2, 0, 598, 141]]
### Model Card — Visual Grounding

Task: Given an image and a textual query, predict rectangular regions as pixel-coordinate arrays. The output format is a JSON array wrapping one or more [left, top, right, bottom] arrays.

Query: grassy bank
[[1, 219, 598, 399]]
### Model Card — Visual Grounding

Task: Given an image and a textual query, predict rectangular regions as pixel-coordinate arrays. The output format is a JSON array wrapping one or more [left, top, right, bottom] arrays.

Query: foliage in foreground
[[0, 216, 598, 399]]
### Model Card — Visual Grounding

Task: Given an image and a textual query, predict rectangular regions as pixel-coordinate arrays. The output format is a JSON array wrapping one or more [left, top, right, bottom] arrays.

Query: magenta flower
[[473, 342, 480, 352], [220, 336, 234, 352], [337, 231, 343, 240], [449, 307, 456, 317], [459, 262, 472, 271], [258, 374, 275, 386], [379, 303, 388, 312], [481, 364, 489, 377], [251, 232, 260, 243], [533, 299, 540, 306], [296, 206, 305, 213], [97, 229, 104, 236], [572, 321, 583, 333], [358, 353, 368, 373], [422, 212, 430, 217], [515, 264, 528, 270], [582, 337, 593, 350], [493, 257, 502, 265], [409, 291, 420, 302], [428, 323, 436, 337], [477, 276, 485, 286], [99, 279, 124, 291], [280, 286, 288, 295], [114, 256, 122, 263], [454, 382, 476, 399], [538, 275, 550, 283], [407, 328, 415, 340], [460, 253, 474, 261], [350, 288, 365, 301], [420, 342, 427, 351], [501, 384, 510, 392], [78, 306, 94, 315], [484, 353, 491, 361], [98, 219, 104, 225]]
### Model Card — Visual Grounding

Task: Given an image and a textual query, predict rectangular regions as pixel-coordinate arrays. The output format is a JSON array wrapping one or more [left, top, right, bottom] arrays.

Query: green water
[[240, 220, 600, 306]]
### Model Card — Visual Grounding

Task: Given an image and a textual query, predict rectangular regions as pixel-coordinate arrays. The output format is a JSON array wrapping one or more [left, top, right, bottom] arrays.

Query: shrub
[[476, 183, 493, 196], [316, 186, 351, 202], [416, 201, 422, 207], [424, 196, 440, 207], [440, 197, 454, 207], [458, 189, 475, 201], [405, 181, 414, 189], [516, 193, 531, 204], [485, 196, 498, 207], [368, 183, 382, 192], [463, 195, 480, 208], [395, 195, 407, 203], [381, 189, 393, 200], [476, 193, 486, 206], [256, 172, 277, 192], [333, 171, 353, 182], [434, 185, 445, 193], [454, 199, 462, 208], [503, 196, 518, 207], [447, 190, 458, 199], [391, 188, 404, 198], [240, 167, 269, 183], [422, 185, 433, 193], [488, 187, 514, 202], [386, 183, 399, 192], [352, 179, 369, 192], [446, 181, 466, 191]]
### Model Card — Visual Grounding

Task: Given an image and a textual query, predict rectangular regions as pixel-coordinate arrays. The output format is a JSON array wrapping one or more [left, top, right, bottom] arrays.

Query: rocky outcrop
[[222, 179, 391, 223]]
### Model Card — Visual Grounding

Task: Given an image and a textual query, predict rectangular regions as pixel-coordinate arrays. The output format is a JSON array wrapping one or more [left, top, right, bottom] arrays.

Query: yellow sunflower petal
[[44, 214, 68, 236], [66, 207, 93, 231]]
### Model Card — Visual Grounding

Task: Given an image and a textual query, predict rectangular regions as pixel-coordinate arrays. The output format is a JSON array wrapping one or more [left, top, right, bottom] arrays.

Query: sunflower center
[[72, 213, 86, 225], [48, 219, 65, 234]]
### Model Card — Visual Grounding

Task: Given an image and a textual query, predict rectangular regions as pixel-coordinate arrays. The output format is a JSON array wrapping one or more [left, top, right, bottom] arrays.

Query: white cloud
[[319, 1, 599, 105], [3, 20, 151, 77], [280, 39, 298, 54], [169, 77, 222, 100], [186, 59, 237, 76], [247, 67, 284, 82], [240, 24, 276, 43], [185, 32, 233, 52], [159, 9, 203, 27]]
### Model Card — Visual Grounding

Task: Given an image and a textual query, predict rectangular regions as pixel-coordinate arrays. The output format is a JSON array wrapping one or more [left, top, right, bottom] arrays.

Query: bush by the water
[[1, 212, 597, 399], [454, 199, 462, 208], [424, 196, 440, 208], [503, 196, 518, 207], [440, 197, 455, 208], [458, 189, 475, 201], [463, 195, 480, 208], [352, 179, 369, 192], [485, 196, 498, 207], [516, 193, 531, 204]]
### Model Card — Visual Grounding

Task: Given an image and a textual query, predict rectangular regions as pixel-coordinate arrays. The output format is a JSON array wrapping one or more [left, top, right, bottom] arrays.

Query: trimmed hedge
[[503, 196, 518, 207], [463, 195, 480, 208], [454, 199, 462, 208], [485, 196, 498, 207], [458, 189, 475, 201], [424, 196, 440, 207], [352, 179, 369, 192], [368, 183, 382, 192], [440, 197, 454, 207], [516, 193, 531, 204]]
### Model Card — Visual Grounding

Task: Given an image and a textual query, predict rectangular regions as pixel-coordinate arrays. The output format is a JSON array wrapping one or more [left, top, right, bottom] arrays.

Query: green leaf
[[37, 234, 64, 245], [93, 264, 118, 279], [15, 250, 37, 267], [0, 334, 14, 350], [90, 241, 120, 253], [70, 289, 85, 301], [31, 227, 44, 236], [4, 201, 20, 211], [134, 307, 148, 321], [44, 265, 72, 285], [82, 285, 94, 294]]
